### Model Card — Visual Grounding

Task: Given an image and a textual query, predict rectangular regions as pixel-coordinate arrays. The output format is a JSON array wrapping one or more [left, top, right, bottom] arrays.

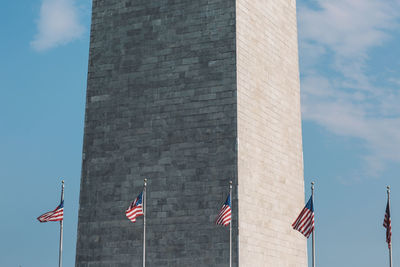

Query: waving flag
[[216, 193, 231, 226], [383, 199, 392, 249], [126, 192, 144, 222], [292, 196, 314, 238], [37, 200, 64, 222]]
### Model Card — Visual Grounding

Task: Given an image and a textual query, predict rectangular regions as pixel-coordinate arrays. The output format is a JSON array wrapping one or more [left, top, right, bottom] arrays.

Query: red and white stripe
[[292, 207, 314, 238], [215, 204, 231, 226], [384, 201, 392, 249], [126, 203, 143, 223], [37, 207, 64, 222]]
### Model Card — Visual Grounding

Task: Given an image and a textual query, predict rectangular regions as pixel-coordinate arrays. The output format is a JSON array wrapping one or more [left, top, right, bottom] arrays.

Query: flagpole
[[311, 181, 315, 267], [229, 180, 232, 267], [143, 179, 147, 267], [388, 186, 392, 267], [59, 180, 64, 267]]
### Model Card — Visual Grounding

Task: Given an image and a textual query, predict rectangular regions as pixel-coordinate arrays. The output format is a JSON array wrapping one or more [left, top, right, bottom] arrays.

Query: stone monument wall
[[236, 0, 307, 265], [76, 0, 306, 266], [76, 0, 239, 266]]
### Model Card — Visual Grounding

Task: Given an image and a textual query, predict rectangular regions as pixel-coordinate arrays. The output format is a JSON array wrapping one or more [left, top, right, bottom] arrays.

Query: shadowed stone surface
[[76, 0, 238, 266]]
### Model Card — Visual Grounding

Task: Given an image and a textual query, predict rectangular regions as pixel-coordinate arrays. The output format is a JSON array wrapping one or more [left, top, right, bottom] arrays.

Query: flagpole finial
[[62, 180, 64, 184], [229, 180, 233, 188], [144, 178, 147, 186]]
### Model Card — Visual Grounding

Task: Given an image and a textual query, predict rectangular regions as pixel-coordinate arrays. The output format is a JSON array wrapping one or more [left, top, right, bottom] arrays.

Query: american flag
[[37, 201, 64, 222], [126, 192, 144, 223], [292, 196, 314, 238], [383, 199, 392, 249], [216, 194, 231, 226]]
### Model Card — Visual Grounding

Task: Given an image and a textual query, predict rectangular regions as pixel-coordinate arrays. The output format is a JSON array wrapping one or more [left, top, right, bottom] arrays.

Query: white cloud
[[300, 0, 398, 57], [31, 0, 85, 51], [298, 0, 400, 174]]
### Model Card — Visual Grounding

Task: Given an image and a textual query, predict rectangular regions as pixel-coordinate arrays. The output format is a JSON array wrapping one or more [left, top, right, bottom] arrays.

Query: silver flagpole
[[229, 180, 232, 267], [59, 180, 64, 267], [143, 179, 147, 267], [311, 181, 315, 267], [388, 186, 393, 267]]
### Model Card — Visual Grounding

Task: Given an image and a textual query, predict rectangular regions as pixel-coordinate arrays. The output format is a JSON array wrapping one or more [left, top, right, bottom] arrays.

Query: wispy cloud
[[31, 0, 85, 51], [298, 0, 400, 175], [300, 1, 398, 56]]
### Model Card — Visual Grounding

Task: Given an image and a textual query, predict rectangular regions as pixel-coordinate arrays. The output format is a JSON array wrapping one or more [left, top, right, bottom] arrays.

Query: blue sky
[[1, 0, 399, 266]]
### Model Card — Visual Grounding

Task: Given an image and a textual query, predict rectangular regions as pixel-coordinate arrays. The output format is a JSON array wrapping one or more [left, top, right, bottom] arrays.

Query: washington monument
[[76, 0, 306, 266]]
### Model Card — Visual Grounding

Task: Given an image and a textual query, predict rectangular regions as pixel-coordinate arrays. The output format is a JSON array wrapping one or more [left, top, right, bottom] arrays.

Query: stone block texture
[[76, 0, 305, 266], [236, 0, 307, 266]]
